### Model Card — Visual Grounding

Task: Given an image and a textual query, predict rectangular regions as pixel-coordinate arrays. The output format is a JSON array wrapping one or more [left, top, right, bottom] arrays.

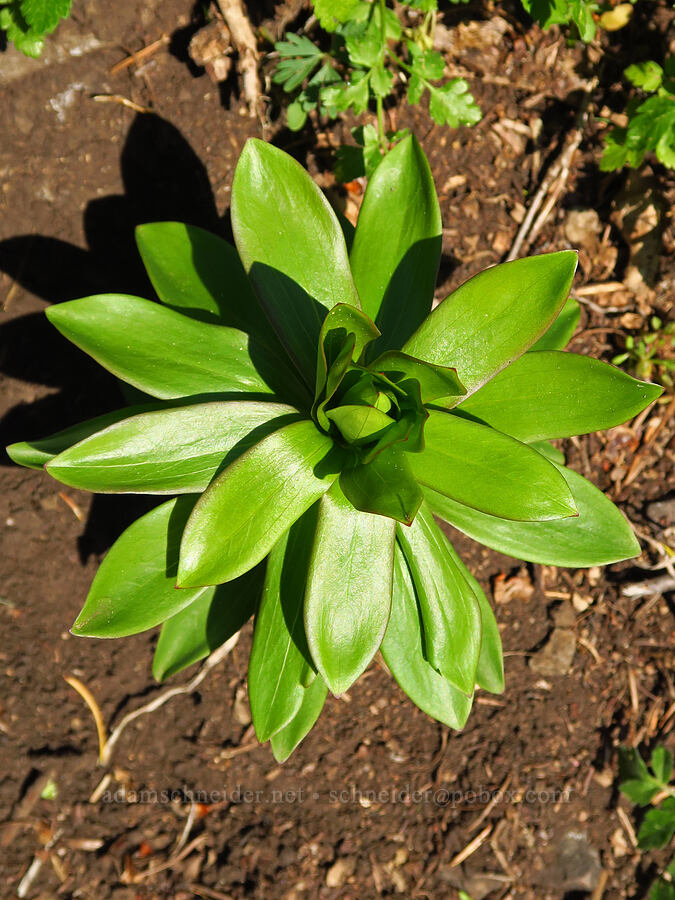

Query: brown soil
[[0, 1, 673, 897]]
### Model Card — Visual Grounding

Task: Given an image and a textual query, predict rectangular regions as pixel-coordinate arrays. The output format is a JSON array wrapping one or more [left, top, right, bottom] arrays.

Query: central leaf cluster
[[309, 302, 466, 524]]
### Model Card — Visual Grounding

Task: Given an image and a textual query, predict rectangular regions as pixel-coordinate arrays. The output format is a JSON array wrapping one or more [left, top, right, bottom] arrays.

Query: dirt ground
[[0, 0, 674, 897]]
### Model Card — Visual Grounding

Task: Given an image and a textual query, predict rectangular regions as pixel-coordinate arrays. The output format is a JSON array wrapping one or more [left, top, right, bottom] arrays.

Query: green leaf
[[529, 441, 565, 465], [286, 100, 308, 130], [326, 403, 394, 444], [396, 502, 481, 694], [371, 63, 393, 98], [153, 567, 262, 680], [177, 420, 341, 588], [46, 401, 299, 493], [0, 2, 43, 55], [6, 405, 164, 470], [350, 135, 442, 353], [72, 497, 206, 638], [457, 351, 663, 442], [650, 878, 675, 900], [620, 745, 651, 784], [313, 0, 360, 29], [381, 545, 474, 729], [369, 350, 465, 404], [231, 139, 360, 383], [426, 464, 641, 567], [270, 674, 328, 762], [304, 482, 395, 695], [249, 508, 318, 742], [638, 798, 675, 850], [339, 448, 423, 524], [427, 79, 482, 128], [315, 302, 380, 396], [651, 747, 674, 786], [626, 60, 663, 92], [531, 297, 580, 351], [19, 0, 70, 32], [135, 222, 268, 333], [336, 72, 371, 115], [621, 778, 663, 806], [45, 295, 276, 400], [441, 539, 504, 694], [403, 252, 578, 397], [412, 410, 577, 522]]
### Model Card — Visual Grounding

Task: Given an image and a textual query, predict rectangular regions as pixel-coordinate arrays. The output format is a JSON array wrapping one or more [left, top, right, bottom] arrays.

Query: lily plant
[[8, 137, 661, 761]]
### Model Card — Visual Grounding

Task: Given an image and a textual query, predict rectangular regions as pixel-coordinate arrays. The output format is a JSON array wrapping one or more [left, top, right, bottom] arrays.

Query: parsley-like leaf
[[427, 79, 482, 127], [19, 0, 70, 34]]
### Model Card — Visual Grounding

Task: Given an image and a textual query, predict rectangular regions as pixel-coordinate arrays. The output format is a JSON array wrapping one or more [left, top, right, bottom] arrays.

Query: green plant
[[7, 136, 661, 761], [519, 0, 600, 42], [612, 316, 675, 389], [0, 0, 71, 56], [619, 745, 675, 898], [272, 0, 480, 177], [601, 58, 675, 171]]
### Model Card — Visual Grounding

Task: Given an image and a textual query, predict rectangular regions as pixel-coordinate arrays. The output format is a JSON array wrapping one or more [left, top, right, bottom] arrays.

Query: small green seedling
[[601, 58, 675, 171], [273, 0, 480, 177], [8, 136, 660, 761], [1, 0, 72, 57], [619, 745, 675, 899], [613, 317, 675, 389]]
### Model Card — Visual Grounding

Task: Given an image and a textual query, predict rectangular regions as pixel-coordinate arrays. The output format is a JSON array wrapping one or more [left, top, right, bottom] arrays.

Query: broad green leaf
[[412, 410, 577, 522], [369, 350, 465, 404], [531, 297, 580, 351], [135, 222, 312, 409], [304, 483, 395, 695], [177, 420, 341, 588], [270, 675, 328, 762], [381, 546, 474, 729], [396, 503, 481, 694], [350, 135, 442, 353], [441, 538, 504, 694], [46, 295, 275, 400], [638, 798, 675, 850], [458, 351, 662, 442], [135, 222, 268, 334], [249, 508, 318, 742], [426, 464, 641, 567], [73, 497, 205, 638], [153, 566, 262, 681], [339, 448, 423, 524], [231, 139, 360, 382], [403, 252, 578, 397], [529, 441, 565, 465], [6, 405, 163, 470], [46, 401, 299, 493], [651, 747, 674, 786]]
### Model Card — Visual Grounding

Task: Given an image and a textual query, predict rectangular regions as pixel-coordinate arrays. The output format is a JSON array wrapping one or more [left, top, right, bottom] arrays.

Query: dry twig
[[215, 0, 261, 116], [507, 78, 597, 260], [64, 675, 108, 761]]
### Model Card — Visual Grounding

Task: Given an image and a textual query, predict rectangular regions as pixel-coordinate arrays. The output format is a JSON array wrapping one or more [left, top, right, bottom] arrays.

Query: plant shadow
[[0, 114, 225, 561]]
